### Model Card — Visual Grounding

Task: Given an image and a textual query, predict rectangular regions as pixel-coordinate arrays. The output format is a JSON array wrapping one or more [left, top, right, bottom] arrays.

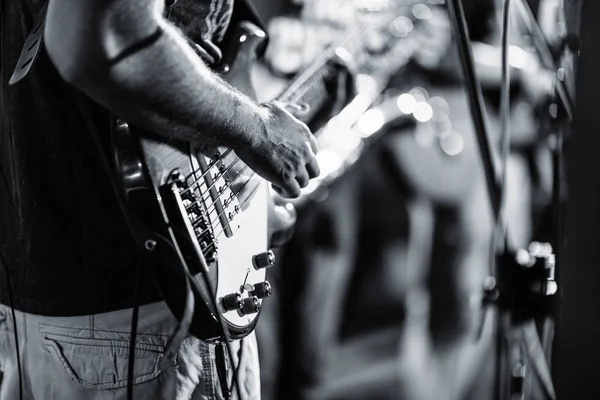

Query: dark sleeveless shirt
[[0, 0, 234, 315]]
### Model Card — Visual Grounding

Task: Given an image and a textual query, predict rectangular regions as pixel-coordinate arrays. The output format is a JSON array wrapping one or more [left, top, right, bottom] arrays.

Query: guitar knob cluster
[[241, 296, 260, 315], [222, 292, 243, 312], [253, 251, 275, 270], [252, 281, 272, 299]]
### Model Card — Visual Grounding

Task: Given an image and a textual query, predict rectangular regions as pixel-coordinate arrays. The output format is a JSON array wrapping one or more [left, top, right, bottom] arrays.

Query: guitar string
[[181, 43, 360, 216], [186, 163, 254, 229], [181, 148, 235, 195], [203, 25, 420, 257], [184, 155, 245, 210]]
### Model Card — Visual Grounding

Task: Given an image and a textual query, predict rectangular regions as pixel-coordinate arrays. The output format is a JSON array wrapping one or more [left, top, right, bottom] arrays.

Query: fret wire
[[276, 17, 373, 105], [284, 65, 335, 108]]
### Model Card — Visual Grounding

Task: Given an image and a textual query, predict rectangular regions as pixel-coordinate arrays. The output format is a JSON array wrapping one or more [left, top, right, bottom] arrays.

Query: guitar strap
[[9, 0, 266, 85], [8, 2, 46, 85]]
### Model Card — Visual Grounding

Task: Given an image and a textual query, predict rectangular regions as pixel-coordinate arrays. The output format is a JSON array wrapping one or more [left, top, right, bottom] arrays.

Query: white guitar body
[[113, 22, 272, 341]]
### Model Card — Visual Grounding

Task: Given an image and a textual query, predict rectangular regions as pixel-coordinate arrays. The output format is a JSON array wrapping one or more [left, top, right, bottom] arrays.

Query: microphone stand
[[446, 0, 573, 399]]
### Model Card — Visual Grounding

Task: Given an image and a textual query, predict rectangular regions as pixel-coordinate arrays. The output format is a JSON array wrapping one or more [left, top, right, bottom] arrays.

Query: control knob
[[252, 251, 275, 270], [221, 292, 243, 312], [252, 281, 272, 299], [241, 296, 260, 315]]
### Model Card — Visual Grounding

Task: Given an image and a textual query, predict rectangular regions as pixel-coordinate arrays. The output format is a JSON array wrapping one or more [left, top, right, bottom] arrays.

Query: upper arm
[[44, 0, 165, 84]]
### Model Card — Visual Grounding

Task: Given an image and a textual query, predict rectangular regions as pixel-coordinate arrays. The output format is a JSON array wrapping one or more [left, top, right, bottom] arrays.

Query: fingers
[[272, 179, 302, 199], [295, 169, 310, 188], [307, 134, 318, 155], [306, 156, 320, 179]]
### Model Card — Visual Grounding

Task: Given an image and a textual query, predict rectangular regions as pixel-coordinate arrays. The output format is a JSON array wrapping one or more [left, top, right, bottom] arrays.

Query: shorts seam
[[38, 323, 172, 339]]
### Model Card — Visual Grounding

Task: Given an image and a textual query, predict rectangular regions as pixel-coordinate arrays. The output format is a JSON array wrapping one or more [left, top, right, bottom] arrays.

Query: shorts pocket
[[39, 324, 177, 390]]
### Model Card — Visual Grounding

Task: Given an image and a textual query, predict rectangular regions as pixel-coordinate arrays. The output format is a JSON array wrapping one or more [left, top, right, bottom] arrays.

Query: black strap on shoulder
[[9, 2, 47, 85], [10, 0, 268, 85]]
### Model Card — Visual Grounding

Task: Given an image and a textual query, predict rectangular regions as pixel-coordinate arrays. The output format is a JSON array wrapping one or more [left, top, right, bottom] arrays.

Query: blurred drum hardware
[[445, 0, 575, 399]]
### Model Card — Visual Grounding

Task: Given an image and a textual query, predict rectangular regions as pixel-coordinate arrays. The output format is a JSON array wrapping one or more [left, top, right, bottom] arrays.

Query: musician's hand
[[237, 101, 320, 198]]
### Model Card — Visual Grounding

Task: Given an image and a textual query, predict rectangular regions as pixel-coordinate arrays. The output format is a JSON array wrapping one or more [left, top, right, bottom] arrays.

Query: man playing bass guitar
[[0, 0, 319, 399]]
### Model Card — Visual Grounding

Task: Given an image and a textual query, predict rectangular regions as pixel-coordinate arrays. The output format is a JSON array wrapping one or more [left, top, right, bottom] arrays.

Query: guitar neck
[[275, 59, 339, 124], [274, 25, 363, 124]]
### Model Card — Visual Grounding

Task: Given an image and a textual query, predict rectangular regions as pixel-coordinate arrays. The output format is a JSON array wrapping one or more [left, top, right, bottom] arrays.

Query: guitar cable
[[126, 250, 144, 400], [0, 252, 24, 400], [0, 159, 24, 400], [0, 0, 24, 390]]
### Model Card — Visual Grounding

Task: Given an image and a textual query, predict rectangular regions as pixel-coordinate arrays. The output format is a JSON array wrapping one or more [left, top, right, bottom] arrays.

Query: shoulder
[[45, 0, 162, 84]]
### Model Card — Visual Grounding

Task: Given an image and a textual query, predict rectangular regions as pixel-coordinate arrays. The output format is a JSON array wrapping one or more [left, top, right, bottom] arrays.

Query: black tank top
[[0, 0, 234, 315]]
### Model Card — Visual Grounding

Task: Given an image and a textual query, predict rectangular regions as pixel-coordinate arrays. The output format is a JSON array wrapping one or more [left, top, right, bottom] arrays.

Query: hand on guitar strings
[[235, 100, 320, 199]]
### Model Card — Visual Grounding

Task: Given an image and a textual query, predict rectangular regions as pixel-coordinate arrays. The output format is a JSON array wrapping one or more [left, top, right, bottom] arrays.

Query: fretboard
[[274, 24, 364, 124]]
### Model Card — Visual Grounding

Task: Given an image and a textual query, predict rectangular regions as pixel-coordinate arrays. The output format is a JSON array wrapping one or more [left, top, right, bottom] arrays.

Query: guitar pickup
[[196, 150, 243, 239]]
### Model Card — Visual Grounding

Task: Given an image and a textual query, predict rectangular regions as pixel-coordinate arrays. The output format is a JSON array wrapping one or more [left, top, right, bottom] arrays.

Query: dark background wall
[[558, 0, 600, 398]]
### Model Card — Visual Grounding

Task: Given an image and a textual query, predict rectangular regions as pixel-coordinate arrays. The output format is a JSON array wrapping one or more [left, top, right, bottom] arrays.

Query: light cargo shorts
[[0, 301, 260, 400]]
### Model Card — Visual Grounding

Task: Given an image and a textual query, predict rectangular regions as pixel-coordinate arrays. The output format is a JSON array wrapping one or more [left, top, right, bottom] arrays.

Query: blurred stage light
[[409, 87, 429, 102], [440, 130, 464, 156], [316, 150, 343, 178], [357, 109, 385, 137], [413, 102, 434, 122], [508, 45, 529, 69], [412, 4, 432, 20], [397, 93, 417, 114], [390, 16, 414, 37]]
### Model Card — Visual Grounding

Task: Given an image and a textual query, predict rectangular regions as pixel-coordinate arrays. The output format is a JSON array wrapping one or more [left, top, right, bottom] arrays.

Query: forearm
[[44, 0, 267, 148]]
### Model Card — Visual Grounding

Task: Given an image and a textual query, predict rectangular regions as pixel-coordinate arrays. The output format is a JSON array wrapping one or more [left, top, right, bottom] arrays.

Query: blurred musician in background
[[253, 0, 576, 399], [253, 1, 499, 400]]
